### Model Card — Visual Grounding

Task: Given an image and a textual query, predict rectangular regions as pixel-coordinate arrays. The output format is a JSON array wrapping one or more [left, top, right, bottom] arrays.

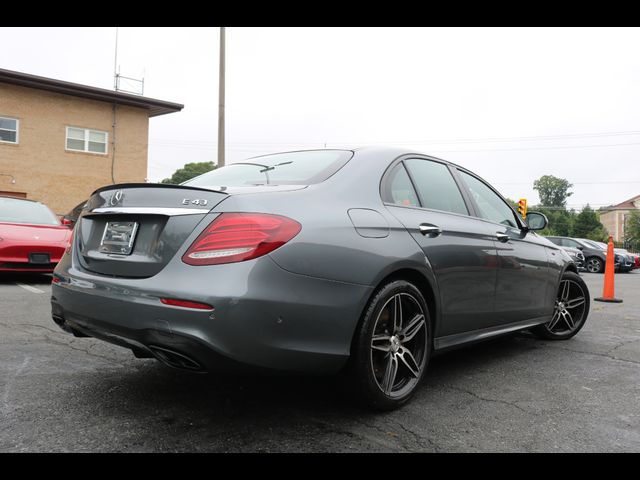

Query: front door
[[456, 169, 553, 323]]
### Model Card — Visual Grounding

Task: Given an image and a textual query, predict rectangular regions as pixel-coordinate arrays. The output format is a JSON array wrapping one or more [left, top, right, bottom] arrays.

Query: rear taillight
[[182, 213, 301, 266], [65, 228, 74, 254]]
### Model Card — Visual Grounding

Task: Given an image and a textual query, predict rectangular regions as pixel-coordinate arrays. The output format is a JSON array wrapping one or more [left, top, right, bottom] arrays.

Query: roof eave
[[0, 68, 183, 117]]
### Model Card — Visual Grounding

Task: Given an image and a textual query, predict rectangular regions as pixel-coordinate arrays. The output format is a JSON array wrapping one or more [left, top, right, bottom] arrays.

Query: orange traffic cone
[[595, 235, 623, 303]]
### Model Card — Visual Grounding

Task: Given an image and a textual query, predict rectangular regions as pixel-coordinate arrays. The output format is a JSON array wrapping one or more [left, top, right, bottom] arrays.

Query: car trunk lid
[[76, 183, 228, 278]]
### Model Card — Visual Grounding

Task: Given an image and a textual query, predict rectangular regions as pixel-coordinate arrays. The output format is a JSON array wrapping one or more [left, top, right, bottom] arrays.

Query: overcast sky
[[2, 27, 639, 208]]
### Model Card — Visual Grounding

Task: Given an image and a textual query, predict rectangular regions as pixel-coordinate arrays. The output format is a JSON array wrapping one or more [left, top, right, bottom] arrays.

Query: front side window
[[403, 159, 468, 215], [66, 127, 108, 154], [0, 116, 18, 144], [581, 239, 606, 250], [459, 170, 518, 227]]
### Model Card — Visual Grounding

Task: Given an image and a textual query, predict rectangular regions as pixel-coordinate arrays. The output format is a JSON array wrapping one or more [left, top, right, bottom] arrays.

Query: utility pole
[[218, 26, 226, 167], [113, 27, 119, 90]]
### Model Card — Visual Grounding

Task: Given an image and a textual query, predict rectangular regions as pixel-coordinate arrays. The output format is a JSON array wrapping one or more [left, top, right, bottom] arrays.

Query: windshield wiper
[[259, 161, 293, 173]]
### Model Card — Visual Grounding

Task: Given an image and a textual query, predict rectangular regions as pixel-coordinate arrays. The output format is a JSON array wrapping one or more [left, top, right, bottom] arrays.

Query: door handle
[[419, 224, 442, 237], [496, 232, 510, 242]]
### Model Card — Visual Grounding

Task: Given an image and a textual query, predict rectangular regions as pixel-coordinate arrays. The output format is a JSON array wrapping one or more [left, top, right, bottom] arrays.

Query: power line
[[149, 139, 640, 154], [494, 180, 640, 185], [149, 129, 640, 147], [429, 141, 640, 153], [393, 130, 640, 145]]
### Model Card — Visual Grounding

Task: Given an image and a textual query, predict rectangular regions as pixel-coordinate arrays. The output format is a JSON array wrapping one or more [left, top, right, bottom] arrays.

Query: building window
[[0, 116, 19, 144], [66, 127, 108, 154]]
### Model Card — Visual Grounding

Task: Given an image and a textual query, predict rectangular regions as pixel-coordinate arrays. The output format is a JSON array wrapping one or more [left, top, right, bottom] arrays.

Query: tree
[[533, 206, 572, 237], [625, 209, 640, 243], [161, 162, 216, 185], [505, 197, 519, 210], [552, 211, 572, 236], [571, 205, 608, 241], [533, 175, 573, 207]]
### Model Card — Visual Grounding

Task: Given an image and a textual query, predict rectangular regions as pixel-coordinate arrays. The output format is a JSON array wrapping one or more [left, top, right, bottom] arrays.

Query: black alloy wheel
[[348, 280, 431, 410], [532, 271, 590, 340]]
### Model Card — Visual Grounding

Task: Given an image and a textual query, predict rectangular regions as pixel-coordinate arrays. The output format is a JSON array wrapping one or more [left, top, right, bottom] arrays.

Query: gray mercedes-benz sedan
[[51, 147, 589, 409]]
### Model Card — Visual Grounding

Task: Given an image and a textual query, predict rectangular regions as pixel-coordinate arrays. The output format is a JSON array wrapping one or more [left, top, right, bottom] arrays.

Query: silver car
[[51, 148, 589, 409]]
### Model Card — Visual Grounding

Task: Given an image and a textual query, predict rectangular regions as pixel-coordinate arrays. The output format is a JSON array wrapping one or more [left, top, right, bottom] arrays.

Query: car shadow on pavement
[[61, 333, 541, 442], [93, 334, 535, 409], [0, 272, 52, 285]]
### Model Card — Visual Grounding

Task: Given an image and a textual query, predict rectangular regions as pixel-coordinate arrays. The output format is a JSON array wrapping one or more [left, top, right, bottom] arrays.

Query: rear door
[[455, 169, 554, 324], [75, 184, 228, 278], [382, 157, 498, 337]]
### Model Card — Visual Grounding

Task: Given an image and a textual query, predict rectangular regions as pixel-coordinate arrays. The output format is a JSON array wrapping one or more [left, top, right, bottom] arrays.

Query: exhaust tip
[[148, 345, 205, 372], [52, 314, 90, 337]]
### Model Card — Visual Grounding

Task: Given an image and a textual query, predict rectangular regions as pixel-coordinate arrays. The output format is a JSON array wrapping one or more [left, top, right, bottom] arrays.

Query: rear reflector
[[182, 213, 301, 266], [160, 298, 214, 310]]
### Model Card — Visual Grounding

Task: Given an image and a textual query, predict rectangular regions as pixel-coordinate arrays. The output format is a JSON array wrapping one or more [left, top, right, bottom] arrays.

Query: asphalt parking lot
[[1, 271, 639, 452]]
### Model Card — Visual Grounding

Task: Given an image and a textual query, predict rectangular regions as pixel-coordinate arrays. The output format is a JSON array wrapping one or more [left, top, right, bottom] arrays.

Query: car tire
[[345, 280, 431, 410], [585, 257, 604, 274], [532, 271, 590, 340]]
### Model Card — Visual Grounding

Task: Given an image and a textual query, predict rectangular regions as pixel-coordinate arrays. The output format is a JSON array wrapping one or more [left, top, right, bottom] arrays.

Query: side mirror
[[577, 246, 584, 250], [61, 217, 74, 228], [525, 211, 548, 231]]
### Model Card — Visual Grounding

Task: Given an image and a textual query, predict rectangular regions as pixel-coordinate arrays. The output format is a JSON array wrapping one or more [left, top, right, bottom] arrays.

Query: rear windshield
[[0, 197, 60, 225], [184, 150, 353, 188]]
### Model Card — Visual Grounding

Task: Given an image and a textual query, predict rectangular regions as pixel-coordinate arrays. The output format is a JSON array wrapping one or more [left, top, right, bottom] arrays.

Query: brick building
[[0, 68, 182, 214], [599, 194, 640, 241]]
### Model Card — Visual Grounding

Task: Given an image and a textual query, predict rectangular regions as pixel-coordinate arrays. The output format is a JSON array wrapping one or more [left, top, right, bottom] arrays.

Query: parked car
[[51, 148, 590, 410], [0, 196, 72, 273], [61, 200, 87, 228], [608, 247, 636, 272], [545, 236, 619, 273], [563, 246, 586, 271], [577, 238, 631, 273]]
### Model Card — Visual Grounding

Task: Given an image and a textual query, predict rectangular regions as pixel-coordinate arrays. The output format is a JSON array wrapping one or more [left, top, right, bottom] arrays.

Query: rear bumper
[[0, 244, 64, 272], [619, 262, 634, 272], [51, 255, 372, 374], [0, 262, 57, 272]]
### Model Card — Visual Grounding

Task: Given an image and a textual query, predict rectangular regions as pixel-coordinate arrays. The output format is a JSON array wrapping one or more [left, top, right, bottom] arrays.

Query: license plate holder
[[29, 253, 51, 264], [99, 221, 139, 255]]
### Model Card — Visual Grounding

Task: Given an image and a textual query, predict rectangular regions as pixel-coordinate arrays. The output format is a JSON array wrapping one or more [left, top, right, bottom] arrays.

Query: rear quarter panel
[[209, 149, 431, 288]]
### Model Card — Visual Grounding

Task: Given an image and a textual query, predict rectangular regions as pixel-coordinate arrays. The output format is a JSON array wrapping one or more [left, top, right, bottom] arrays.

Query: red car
[[0, 196, 72, 273]]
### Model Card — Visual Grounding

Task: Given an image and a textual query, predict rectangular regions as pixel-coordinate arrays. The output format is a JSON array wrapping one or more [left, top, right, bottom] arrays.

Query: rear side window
[[458, 170, 518, 227], [385, 163, 419, 207], [404, 159, 468, 215], [184, 150, 353, 187]]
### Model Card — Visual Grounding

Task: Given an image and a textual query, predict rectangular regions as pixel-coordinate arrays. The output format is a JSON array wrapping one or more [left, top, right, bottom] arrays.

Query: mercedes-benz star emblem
[[109, 189, 124, 206]]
